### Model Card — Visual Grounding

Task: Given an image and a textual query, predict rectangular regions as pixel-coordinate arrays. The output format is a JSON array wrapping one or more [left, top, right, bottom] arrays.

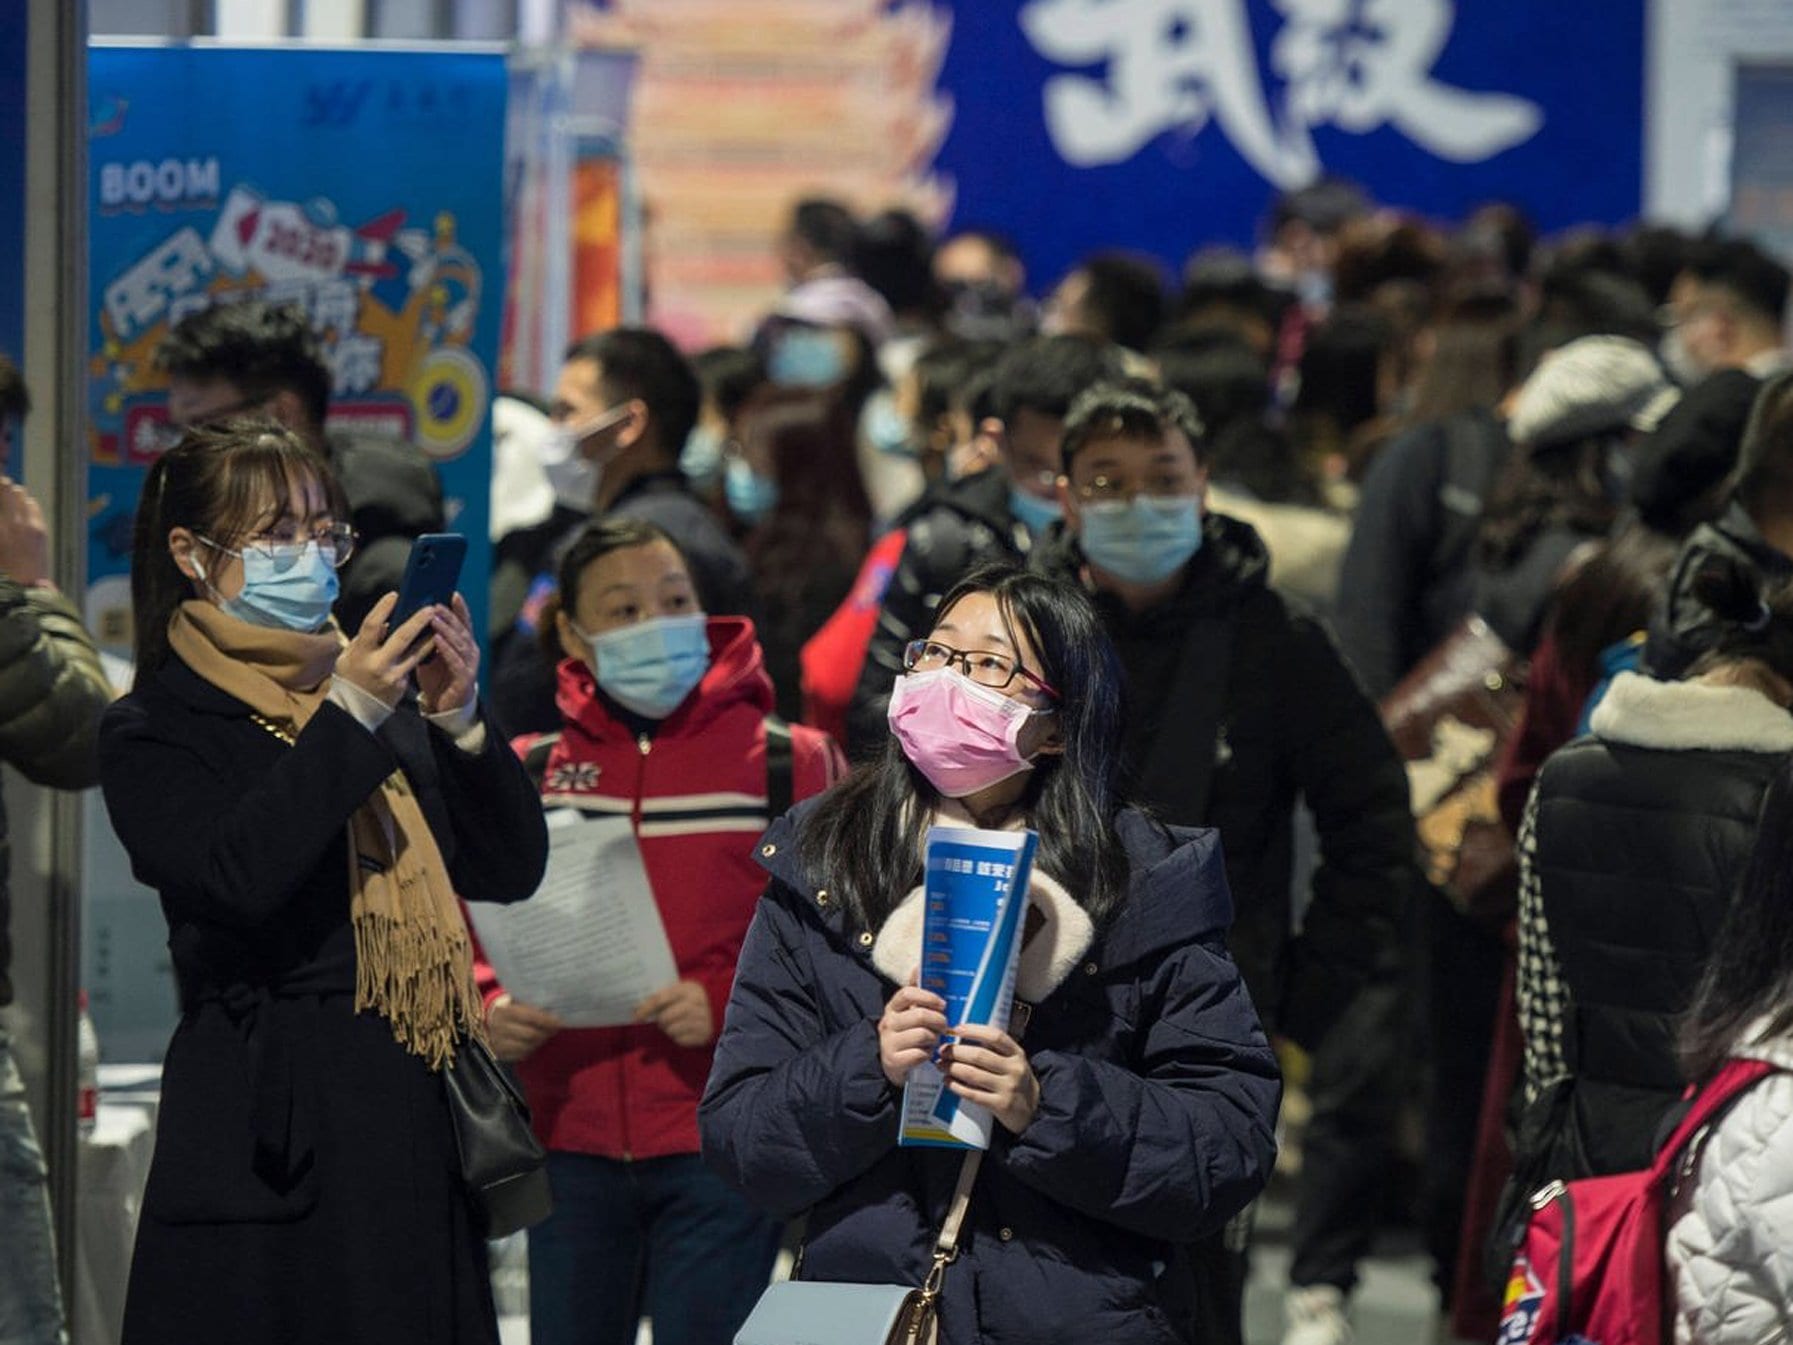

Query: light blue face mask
[[863, 394, 919, 458], [194, 537, 340, 633], [1008, 486, 1064, 537], [576, 613, 712, 720], [681, 424, 728, 484], [769, 328, 847, 389], [724, 457, 779, 523], [1078, 496, 1203, 585]]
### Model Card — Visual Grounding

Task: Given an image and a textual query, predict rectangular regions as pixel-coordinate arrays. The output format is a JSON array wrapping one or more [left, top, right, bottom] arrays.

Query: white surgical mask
[[542, 404, 632, 510]]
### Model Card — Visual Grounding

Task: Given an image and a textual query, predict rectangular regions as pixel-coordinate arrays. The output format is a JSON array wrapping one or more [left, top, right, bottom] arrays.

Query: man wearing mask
[[933, 229, 1035, 342], [843, 333, 1123, 757], [491, 328, 755, 734], [158, 301, 444, 632], [1661, 239, 1791, 386], [767, 198, 893, 348], [1033, 379, 1413, 1345]]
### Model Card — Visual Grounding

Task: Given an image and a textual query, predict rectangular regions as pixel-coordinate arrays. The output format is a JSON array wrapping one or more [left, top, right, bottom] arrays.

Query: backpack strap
[[1432, 412, 1506, 579], [763, 715, 794, 821], [1648, 1056, 1783, 1188], [521, 731, 562, 792]]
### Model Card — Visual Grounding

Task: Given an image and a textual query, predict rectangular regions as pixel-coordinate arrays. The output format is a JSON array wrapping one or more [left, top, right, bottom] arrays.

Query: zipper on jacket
[[631, 733, 651, 828], [618, 732, 652, 1162]]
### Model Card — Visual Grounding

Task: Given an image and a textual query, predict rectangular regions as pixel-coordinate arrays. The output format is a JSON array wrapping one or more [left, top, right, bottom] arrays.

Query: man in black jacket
[[489, 328, 756, 734], [158, 301, 445, 633], [843, 334, 1123, 756], [1034, 379, 1414, 1345]]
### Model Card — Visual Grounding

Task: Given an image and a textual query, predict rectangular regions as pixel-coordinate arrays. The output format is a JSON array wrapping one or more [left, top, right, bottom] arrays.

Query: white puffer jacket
[[1664, 1023, 1793, 1344]]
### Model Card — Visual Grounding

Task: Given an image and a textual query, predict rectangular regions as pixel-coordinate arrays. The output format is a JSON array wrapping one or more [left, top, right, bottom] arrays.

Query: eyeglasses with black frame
[[902, 638, 1060, 700]]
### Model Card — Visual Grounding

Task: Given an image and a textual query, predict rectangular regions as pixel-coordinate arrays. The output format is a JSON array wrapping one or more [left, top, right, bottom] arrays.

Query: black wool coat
[[99, 655, 548, 1345]]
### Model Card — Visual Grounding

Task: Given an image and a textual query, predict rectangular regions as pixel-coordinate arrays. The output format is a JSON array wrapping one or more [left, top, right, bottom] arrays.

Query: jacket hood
[[1591, 670, 1793, 753], [756, 798, 1233, 979], [555, 614, 773, 740], [933, 466, 1030, 537], [872, 868, 1095, 1004], [1031, 510, 1270, 619]]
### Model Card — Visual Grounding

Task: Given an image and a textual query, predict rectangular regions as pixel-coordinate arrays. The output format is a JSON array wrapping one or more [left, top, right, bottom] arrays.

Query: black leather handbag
[[443, 1034, 553, 1239]]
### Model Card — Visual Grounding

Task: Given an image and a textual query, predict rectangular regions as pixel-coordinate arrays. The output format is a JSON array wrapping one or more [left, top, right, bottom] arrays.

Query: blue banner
[[85, 44, 507, 648], [933, 0, 1646, 288]]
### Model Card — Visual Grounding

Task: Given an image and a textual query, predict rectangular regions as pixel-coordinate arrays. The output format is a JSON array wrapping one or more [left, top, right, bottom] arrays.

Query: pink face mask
[[886, 669, 1050, 798]]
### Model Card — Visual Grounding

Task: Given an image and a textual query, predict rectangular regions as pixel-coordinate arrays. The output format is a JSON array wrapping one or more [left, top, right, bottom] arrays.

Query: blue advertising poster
[[902, 826, 1038, 1150], [0, 1, 25, 371], [933, 0, 1646, 288], [85, 43, 507, 650]]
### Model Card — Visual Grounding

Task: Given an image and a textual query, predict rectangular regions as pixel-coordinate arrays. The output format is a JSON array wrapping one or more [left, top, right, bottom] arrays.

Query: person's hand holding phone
[[338, 593, 437, 708], [415, 593, 479, 716]]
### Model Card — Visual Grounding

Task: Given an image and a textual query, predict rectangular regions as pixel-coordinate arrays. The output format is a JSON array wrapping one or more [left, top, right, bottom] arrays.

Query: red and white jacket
[[474, 616, 845, 1160]]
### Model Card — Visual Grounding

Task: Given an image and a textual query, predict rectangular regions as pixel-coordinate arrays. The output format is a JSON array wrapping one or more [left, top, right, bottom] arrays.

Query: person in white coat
[[1666, 752, 1793, 1345]]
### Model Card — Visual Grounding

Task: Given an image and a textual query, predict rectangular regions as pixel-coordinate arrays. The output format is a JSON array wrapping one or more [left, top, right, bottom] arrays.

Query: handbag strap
[[922, 999, 1031, 1300], [934, 1150, 982, 1259]]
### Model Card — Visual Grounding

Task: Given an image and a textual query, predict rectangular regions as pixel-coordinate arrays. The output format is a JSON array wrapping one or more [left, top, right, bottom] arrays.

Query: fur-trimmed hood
[[1590, 670, 1793, 753], [868, 801, 1094, 1002], [871, 867, 1094, 1005], [753, 799, 1237, 998]]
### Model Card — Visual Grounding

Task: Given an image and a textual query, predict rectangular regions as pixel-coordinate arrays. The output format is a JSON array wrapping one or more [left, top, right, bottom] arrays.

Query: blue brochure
[[900, 825, 1039, 1150]]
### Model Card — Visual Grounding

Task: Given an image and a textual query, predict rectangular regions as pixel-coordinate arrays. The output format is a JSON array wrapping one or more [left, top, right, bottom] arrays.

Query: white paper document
[[464, 811, 678, 1028]]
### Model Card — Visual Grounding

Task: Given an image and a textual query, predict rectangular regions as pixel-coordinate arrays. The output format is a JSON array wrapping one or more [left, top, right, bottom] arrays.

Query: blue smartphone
[[391, 533, 467, 630]]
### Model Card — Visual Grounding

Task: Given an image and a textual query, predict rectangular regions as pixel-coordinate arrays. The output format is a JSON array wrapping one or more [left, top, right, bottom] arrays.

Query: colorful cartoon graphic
[[90, 184, 489, 468]]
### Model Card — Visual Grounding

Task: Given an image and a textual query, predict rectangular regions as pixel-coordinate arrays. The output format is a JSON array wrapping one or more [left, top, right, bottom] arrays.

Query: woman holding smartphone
[[100, 420, 548, 1345]]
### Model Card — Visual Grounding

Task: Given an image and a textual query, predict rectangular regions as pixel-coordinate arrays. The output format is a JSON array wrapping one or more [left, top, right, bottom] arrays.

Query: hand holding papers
[[900, 825, 1040, 1150], [465, 811, 679, 1028]]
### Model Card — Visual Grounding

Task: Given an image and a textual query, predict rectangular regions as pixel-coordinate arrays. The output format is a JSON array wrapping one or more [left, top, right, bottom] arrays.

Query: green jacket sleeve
[[0, 579, 114, 790]]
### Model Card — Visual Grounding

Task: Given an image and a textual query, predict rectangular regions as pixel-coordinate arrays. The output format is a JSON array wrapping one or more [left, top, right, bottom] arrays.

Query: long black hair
[[801, 563, 1134, 931], [129, 417, 344, 689], [1681, 754, 1793, 1078]]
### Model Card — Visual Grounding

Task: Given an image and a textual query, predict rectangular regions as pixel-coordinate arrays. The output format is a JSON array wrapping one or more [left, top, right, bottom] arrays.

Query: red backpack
[[1497, 1057, 1782, 1345]]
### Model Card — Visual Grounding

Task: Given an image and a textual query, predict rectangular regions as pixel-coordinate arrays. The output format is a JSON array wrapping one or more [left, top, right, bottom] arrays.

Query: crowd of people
[[7, 175, 1793, 1345]]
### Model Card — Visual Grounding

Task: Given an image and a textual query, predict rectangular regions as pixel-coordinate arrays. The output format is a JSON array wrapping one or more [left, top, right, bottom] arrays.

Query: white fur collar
[[1590, 671, 1793, 753], [871, 867, 1094, 1004]]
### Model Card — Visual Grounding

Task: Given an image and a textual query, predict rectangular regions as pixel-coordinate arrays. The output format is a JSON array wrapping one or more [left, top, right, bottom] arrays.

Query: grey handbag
[[734, 1150, 982, 1345]]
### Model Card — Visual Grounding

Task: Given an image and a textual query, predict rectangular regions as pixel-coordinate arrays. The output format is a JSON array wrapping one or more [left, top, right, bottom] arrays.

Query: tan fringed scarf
[[168, 600, 482, 1070]]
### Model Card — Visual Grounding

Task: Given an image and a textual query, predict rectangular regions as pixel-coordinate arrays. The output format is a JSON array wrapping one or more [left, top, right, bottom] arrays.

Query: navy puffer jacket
[[698, 802, 1282, 1344]]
